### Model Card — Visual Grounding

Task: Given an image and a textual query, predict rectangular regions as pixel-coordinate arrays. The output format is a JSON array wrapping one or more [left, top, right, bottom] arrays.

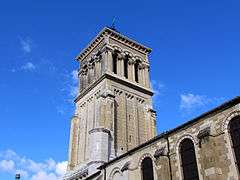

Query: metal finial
[[111, 17, 117, 31]]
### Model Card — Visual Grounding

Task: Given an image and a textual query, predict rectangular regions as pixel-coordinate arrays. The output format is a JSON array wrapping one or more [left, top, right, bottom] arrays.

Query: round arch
[[108, 167, 123, 180], [223, 111, 240, 178], [222, 110, 240, 132], [175, 134, 202, 180], [138, 153, 158, 180]]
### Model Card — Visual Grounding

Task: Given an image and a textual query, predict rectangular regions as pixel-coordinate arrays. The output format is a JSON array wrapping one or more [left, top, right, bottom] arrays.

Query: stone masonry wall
[[104, 102, 240, 180]]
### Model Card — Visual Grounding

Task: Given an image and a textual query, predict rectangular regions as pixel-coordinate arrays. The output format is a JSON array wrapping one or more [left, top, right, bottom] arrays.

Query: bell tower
[[66, 27, 156, 177]]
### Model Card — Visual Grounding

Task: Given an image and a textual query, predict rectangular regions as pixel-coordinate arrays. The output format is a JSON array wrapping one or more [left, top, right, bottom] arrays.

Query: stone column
[[88, 63, 94, 84], [93, 62, 97, 80], [144, 64, 150, 88], [102, 47, 113, 73], [127, 57, 135, 82], [87, 63, 91, 84], [82, 70, 87, 89], [95, 56, 101, 78], [141, 63, 149, 88], [138, 63, 144, 85], [117, 53, 124, 76], [100, 55, 105, 75], [107, 48, 113, 73]]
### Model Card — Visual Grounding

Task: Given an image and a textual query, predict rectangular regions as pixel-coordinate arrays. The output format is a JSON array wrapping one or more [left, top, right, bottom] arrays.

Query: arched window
[[229, 116, 240, 173], [180, 138, 199, 180], [141, 157, 154, 180], [123, 56, 128, 78], [112, 52, 118, 74], [134, 60, 139, 83]]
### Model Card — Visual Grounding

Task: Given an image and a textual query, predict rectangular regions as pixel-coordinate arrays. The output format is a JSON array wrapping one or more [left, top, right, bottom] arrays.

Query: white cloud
[[26, 159, 45, 173], [0, 160, 15, 172], [180, 93, 224, 113], [0, 149, 67, 180], [45, 159, 56, 171], [31, 171, 58, 180], [20, 38, 32, 53], [180, 94, 206, 110], [55, 161, 68, 176], [0, 149, 18, 159], [21, 62, 36, 71]]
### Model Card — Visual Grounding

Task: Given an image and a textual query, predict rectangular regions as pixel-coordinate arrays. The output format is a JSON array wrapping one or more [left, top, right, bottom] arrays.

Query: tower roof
[[76, 27, 152, 61]]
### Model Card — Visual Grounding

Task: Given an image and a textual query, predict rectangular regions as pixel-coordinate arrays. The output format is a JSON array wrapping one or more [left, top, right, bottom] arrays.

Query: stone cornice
[[74, 72, 154, 103], [76, 27, 152, 62]]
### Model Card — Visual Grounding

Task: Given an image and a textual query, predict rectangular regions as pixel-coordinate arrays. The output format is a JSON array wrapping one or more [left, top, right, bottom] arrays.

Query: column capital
[[128, 58, 136, 65], [122, 50, 133, 58], [87, 62, 94, 69], [117, 53, 124, 60], [95, 55, 101, 62], [82, 69, 88, 75], [79, 69, 84, 75], [101, 45, 114, 52], [142, 63, 150, 69], [138, 63, 144, 70]]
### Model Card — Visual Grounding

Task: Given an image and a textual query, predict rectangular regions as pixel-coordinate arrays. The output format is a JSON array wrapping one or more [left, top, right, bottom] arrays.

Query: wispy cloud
[[151, 80, 165, 96], [0, 160, 15, 172], [180, 93, 224, 114], [180, 94, 206, 110], [20, 38, 32, 53], [69, 70, 78, 98], [71, 70, 78, 84], [54, 70, 78, 115], [20, 62, 36, 72], [0, 149, 67, 180], [151, 80, 165, 108]]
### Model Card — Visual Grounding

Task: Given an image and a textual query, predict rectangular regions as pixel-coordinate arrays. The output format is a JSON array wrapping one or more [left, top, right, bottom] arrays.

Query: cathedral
[[63, 27, 240, 180]]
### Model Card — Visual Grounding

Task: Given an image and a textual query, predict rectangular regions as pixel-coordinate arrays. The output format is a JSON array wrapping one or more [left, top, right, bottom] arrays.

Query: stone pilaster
[[94, 94, 101, 127], [107, 93, 115, 159], [137, 98, 147, 144], [126, 93, 137, 150], [147, 108, 157, 138]]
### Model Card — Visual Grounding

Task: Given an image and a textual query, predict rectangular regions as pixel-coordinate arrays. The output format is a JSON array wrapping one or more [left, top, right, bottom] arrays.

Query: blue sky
[[0, 0, 240, 179]]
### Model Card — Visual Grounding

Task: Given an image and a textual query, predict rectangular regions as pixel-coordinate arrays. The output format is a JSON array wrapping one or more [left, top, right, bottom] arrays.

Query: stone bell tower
[[66, 27, 156, 178]]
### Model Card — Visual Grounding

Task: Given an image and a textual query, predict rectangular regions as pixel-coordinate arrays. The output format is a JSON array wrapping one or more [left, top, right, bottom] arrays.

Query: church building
[[63, 27, 240, 180]]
